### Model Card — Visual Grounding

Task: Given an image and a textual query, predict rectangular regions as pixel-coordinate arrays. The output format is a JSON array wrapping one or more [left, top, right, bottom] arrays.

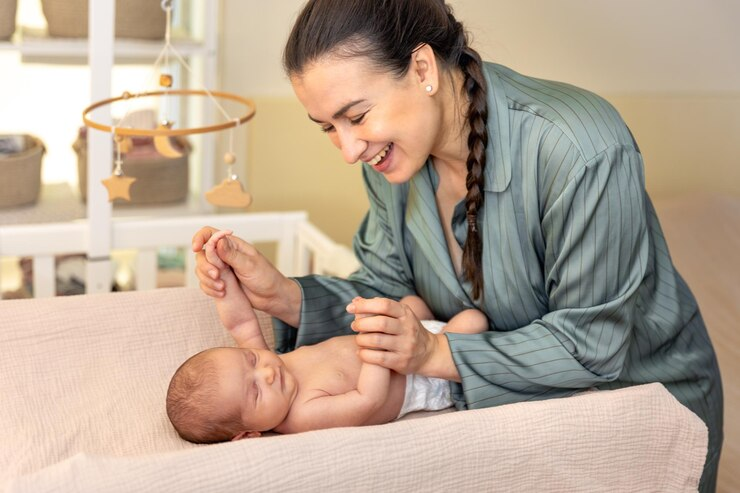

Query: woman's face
[[291, 55, 442, 184]]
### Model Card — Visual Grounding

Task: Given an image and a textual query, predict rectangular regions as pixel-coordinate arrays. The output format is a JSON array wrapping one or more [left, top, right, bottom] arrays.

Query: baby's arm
[[287, 309, 391, 432], [290, 361, 391, 432], [205, 231, 268, 350]]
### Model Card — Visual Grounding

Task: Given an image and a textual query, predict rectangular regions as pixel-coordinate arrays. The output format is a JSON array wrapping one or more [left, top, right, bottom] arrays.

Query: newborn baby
[[167, 231, 487, 443]]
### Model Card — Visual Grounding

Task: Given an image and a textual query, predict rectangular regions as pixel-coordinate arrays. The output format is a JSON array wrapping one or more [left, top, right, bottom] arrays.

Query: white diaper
[[397, 320, 453, 419]]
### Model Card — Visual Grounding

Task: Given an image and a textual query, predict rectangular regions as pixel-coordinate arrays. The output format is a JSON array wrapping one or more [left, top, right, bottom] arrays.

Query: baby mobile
[[82, 0, 255, 208]]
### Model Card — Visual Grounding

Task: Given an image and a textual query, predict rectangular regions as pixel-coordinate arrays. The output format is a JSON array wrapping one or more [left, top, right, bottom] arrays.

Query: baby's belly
[[301, 338, 407, 423]]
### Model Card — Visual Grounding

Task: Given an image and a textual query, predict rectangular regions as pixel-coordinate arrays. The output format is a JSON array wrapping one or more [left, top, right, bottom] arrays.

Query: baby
[[166, 231, 487, 443]]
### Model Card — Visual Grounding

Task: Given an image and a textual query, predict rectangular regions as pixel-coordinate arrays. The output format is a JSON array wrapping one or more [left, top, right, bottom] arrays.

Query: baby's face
[[211, 347, 298, 432]]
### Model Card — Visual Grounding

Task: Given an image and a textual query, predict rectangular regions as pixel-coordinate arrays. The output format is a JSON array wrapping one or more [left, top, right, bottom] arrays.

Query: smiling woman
[[192, 1, 724, 491]]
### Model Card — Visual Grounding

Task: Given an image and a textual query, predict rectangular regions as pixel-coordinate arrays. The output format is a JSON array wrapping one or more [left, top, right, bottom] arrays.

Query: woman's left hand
[[347, 297, 459, 381]]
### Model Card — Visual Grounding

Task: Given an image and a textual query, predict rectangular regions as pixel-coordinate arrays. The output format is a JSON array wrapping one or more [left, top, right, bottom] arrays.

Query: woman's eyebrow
[[307, 99, 367, 123]]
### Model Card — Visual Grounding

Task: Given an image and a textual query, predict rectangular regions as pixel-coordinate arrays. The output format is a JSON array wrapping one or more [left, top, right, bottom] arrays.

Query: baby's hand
[[204, 229, 233, 269]]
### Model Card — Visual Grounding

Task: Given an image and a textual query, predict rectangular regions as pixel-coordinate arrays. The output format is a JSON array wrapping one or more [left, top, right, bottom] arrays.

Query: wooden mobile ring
[[82, 89, 256, 137]]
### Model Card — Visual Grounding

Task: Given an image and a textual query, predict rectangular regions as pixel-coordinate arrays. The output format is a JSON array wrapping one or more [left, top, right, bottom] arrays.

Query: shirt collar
[[481, 62, 512, 193]]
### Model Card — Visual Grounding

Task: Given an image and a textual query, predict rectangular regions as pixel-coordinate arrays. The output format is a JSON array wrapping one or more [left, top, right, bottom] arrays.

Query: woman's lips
[[371, 143, 393, 173]]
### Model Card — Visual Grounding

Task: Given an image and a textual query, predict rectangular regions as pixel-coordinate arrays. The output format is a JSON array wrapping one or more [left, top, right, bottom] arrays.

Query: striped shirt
[[273, 62, 722, 478]]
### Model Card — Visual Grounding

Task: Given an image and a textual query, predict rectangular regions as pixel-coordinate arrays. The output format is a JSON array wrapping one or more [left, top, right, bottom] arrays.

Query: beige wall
[[222, 0, 740, 245], [244, 98, 368, 246], [606, 94, 740, 199]]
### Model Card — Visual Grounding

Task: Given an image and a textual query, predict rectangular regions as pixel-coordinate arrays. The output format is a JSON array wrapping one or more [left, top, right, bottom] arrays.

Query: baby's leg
[[444, 309, 488, 334], [400, 295, 435, 320]]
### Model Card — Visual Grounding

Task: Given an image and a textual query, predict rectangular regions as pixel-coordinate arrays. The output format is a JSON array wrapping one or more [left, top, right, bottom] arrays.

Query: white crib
[[0, 210, 360, 299]]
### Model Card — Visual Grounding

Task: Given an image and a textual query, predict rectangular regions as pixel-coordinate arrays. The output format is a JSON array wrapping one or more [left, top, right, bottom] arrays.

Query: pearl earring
[[425, 84, 433, 93]]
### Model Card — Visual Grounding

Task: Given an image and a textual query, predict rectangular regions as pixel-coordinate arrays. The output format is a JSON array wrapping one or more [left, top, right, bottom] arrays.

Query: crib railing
[[0, 211, 359, 299]]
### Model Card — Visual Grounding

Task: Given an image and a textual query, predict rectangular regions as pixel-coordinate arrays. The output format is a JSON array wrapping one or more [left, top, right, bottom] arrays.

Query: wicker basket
[[0, 135, 44, 209], [74, 132, 190, 205], [41, 0, 166, 40], [0, 0, 17, 41]]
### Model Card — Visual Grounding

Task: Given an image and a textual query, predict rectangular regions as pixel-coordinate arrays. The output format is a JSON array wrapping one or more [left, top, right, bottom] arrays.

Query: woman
[[194, 0, 722, 489]]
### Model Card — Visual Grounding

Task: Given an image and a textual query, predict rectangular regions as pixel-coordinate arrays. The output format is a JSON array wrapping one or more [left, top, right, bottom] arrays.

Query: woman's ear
[[411, 43, 440, 96], [231, 430, 262, 441]]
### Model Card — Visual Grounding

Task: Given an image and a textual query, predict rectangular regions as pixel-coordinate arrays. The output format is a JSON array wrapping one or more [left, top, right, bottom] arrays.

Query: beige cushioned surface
[[0, 287, 707, 492]]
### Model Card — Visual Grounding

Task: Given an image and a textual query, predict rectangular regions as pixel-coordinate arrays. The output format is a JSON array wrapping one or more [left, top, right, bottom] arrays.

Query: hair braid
[[453, 29, 488, 300]]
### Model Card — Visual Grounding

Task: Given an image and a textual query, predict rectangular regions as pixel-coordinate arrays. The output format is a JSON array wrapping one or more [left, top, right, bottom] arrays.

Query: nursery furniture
[[0, 0, 221, 299]]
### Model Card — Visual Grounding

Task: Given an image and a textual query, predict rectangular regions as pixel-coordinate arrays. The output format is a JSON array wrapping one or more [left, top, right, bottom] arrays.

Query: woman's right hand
[[347, 297, 460, 382], [191, 226, 302, 324]]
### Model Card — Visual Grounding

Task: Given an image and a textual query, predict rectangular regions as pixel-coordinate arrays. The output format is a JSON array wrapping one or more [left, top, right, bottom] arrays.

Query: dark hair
[[166, 349, 244, 444], [284, 0, 488, 299]]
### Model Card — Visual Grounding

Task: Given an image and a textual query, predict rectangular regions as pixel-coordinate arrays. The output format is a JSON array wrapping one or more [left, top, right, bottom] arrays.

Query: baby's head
[[166, 346, 297, 443]]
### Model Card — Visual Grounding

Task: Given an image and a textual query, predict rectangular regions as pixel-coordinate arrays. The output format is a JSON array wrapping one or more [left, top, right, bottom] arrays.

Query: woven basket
[[0, 0, 17, 40], [74, 134, 190, 205], [0, 135, 44, 209], [41, 0, 166, 40]]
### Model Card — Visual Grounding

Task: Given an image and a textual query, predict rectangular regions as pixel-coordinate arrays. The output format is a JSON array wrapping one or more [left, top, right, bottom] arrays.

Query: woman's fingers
[[195, 251, 220, 280], [198, 281, 225, 298], [346, 296, 409, 319], [191, 226, 219, 253], [357, 348, 400, 370], [355, 327, 417, 354], [348, 298, 435, 375], [351, 314, 402, 335]]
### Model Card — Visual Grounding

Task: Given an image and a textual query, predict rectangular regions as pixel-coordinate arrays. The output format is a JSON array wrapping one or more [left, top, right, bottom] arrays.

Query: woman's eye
[[320, 125, 335, 133], [350, 113, 367, 125]]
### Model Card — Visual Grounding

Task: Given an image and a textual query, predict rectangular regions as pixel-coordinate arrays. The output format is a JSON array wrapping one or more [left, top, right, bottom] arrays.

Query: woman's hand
[[347, 297, 460, 381], [191, 227, 302, 325]]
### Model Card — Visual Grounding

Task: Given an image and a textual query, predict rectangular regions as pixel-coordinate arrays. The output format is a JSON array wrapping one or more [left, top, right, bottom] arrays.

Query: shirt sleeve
[[273, 165, 416, 353], [447, 144, 650, 408]]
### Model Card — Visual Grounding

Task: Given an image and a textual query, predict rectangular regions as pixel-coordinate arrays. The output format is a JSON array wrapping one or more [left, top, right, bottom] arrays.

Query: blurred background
[[220, 0, 740, 245], [1, 0, 737, 247]]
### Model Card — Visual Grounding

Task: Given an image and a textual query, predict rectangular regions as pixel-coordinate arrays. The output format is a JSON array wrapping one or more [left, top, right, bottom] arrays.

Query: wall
[[221, 0, 740, 245]]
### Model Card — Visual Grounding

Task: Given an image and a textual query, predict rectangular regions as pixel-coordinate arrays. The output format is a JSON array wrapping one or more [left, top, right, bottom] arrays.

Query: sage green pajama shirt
[[274, 62, 723, 489]]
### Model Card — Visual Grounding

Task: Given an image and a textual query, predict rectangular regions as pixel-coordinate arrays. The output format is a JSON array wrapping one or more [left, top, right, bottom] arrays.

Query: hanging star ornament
[[101, 173, 137, 202]]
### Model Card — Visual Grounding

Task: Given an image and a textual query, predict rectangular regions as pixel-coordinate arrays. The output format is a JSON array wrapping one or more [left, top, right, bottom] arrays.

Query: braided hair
[[284, 0, 489, 299]]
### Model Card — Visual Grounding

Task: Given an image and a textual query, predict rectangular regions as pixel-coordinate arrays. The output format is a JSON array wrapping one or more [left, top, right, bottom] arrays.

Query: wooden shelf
[[0, 0, 222, 296], [6, 27, 210, 64], [0, 182, 213, 227]]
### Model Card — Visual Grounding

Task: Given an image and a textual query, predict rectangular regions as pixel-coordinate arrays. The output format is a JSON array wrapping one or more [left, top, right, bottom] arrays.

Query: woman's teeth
[[368, 143, 392, 166]]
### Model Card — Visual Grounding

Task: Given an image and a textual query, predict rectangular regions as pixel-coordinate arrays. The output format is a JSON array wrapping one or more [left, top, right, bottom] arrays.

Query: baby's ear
[[231, 430, 261, 441]]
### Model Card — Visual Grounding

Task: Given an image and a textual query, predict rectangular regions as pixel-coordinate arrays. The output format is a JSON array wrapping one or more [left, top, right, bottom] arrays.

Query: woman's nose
[[336, 127, 366, 164]]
